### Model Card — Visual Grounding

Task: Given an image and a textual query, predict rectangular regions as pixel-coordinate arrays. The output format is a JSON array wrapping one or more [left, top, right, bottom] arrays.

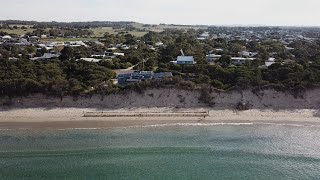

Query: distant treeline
[[0, 20, 134, 29]]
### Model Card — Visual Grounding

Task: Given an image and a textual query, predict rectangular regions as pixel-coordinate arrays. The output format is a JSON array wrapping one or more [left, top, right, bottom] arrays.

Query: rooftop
[[177, 56, 195, 62]]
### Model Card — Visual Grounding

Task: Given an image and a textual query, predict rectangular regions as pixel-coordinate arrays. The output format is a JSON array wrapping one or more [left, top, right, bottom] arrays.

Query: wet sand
[[0, 108, 320, 129]]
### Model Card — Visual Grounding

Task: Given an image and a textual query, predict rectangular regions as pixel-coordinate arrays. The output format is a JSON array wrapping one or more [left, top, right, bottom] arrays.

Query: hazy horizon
[[1, 0, 320, 26]]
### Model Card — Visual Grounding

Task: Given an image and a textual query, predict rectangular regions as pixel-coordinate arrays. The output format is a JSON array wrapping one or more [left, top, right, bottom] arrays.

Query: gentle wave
[[126, 122, 255, 128], [254, 122, 320, 127], [0, 122, 319, 131], [126, 122, 320, 129]]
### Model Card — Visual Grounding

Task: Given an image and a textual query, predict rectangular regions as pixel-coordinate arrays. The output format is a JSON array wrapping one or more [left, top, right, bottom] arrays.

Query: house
[[17, 38, 30, 46], [214, 48, 224, 52], [65, 41, 88, 47], [212, 34, 218, 39], [176, 56, 196, 65], [206, 54, 222, 63], [91, 51, 116, 59], [282, 59, 295, 65], [231, 57, 255, 65], [113, 52, 125, 57], [37, 44, 52, 51], [117, 71, 173, 86], [30, 36, 39, 39], [48, 42, 65, 47], [8, 57, 19, 61], [265, 57, 276, 67], [30, 53, 60, 61], [105, 52, 116, 59], [2, 35, 12, 40], [94, 41, 104, 46], [29, 36, 39, 43], [238, 51, 258, 58], [155, 42, 164, 47], [148, 45, 156, 51], [91, 52, 107, 59], [218, 33, 228, 39], [173, 50, 196, 65], [285, 46, 295, 51], [78, 58, 102, 63], [108, 47, 117, 51], [121, 45, 130, 50], [197, 32, 210, 40]]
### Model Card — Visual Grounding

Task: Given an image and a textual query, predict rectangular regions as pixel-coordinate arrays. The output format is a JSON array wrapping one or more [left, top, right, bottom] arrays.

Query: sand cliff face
[[212, 89, 320, 110], [1, 88, 320, 110]]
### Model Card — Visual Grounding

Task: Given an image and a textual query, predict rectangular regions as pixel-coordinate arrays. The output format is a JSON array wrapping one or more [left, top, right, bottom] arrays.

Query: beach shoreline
[[0, 108, 320, 129]]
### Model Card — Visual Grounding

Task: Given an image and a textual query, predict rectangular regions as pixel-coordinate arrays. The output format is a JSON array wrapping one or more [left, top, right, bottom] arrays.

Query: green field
[[0, 28, 36, 35], [91, 27, 148, 37], [128, 31, 148, 37], [131, 22, 208, 32], [91, 27, 117, 37], [1, 22, 207, 38], [40, 37, 98, 42]]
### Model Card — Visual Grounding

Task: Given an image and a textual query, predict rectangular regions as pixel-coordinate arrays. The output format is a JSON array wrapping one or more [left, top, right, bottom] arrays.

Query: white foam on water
[[126, 122, 255, 129]]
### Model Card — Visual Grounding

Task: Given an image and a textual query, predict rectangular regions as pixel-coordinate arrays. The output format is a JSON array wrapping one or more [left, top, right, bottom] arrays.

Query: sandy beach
[[0, 108, 320, 129], [0, 88, 320, 129]]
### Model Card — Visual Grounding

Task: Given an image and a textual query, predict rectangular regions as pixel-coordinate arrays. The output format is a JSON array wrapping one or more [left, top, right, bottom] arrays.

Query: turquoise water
[[1, 123, 320, 179]]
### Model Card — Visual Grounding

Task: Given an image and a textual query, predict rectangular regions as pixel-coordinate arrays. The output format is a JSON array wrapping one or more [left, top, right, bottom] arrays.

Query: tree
[[124, 34, 137, 45], [217, 55, 231, 67], [60, 47, 74, 60]]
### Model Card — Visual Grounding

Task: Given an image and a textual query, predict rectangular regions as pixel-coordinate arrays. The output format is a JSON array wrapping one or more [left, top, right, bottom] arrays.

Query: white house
[[155, 42, 164, 47], [285, 46, 295, 51], [113, 52, 125, 57], [238, 51, 258, 58], [78, 58, 102, 63], [2, 35, 12, 40], [91, 51, 116, 59], [94, 41, 104, 46], [265, 57, 276, 67], [148, 45, 156, 51], [198, 32, 210, 40], [65, 41, 88, 47], [108, 47, 117, 51], [215, 48, 224, 52]]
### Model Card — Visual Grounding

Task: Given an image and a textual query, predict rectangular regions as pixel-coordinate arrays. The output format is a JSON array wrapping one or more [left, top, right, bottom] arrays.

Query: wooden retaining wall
[[84, 111, 209, 117]]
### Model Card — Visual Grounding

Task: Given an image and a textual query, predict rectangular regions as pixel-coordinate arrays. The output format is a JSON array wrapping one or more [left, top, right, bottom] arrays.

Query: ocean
[[0, 123, 320, 179]]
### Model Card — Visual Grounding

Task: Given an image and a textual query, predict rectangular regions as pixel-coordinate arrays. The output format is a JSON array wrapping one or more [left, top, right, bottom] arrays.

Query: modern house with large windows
[[117, 71, 173, 86]]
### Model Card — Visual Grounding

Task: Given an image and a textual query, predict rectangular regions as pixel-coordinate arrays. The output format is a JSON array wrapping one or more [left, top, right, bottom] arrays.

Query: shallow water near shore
[[1, 123, 320, 179]]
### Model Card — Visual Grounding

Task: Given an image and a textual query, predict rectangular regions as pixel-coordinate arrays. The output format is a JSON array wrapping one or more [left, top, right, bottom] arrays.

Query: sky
[[0, 0, 320, 26]]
